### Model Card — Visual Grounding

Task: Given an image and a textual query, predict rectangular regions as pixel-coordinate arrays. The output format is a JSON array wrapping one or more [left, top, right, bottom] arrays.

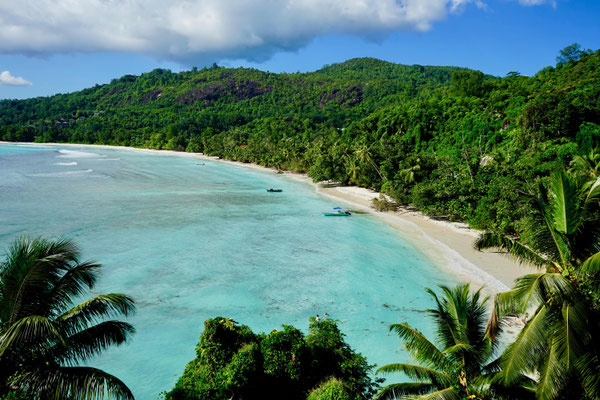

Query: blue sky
[[0, 0, 598, 100]]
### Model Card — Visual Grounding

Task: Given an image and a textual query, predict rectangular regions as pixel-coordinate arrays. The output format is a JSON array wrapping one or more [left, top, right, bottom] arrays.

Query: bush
[[165, 317, 378, 400]]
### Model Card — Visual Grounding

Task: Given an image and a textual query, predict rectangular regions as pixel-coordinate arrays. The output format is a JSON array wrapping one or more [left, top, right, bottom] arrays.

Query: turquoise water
[[0, 144, 457, 399]]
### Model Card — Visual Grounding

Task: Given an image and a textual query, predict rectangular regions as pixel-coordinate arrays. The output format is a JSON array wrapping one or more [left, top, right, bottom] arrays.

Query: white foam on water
[[55, 161, 78, 166], [29, 169, 94, 177], [57, 149, 105, 159]]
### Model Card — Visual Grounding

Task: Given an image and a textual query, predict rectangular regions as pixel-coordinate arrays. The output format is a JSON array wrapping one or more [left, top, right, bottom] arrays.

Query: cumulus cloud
[[0, 0, 483, 65], [0, 71, 32, 86]]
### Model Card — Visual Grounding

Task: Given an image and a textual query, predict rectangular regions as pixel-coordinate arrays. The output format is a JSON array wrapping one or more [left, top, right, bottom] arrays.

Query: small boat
[[323, 207, 351, 216], [266, 188, 283, 192]]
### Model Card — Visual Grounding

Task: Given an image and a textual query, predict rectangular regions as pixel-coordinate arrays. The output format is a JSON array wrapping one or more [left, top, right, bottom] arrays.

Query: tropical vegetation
[[0, 237, 136, 400], [475, 170, 600, 399], [376, 284, 534, 400], [1, 45, 599, 237], [165, 317, 379, 400]]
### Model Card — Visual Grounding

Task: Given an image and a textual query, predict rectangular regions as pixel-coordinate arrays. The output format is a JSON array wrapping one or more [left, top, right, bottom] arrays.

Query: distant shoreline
[[1, 141, 536, 296]]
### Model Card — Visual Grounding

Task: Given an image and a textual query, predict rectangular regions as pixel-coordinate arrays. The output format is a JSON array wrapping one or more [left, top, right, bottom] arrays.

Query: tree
[[475, 170, 600, 287], [556, 43, 583, 65], [167, 317, 378, 400], [450, 70, 484, 97], [475, 171, 600, 398], [0, 237, 136, 400], [376, 284, 534, 400]]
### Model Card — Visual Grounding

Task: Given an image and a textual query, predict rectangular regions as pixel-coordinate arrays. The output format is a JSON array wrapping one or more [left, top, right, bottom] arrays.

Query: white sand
[[3, 142, 537, 297]]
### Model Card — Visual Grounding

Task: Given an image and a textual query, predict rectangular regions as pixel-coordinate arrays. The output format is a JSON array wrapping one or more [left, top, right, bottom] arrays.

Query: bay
[[0, 144, 458, 399]]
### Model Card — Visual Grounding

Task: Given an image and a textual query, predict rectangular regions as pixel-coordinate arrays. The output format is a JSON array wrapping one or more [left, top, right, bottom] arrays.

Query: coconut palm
[[0, 237, 136, 400], [475, 170, 600, 274], [376, 284, 534, 400], [475, 171, 600, 399], [354, 144, 386, 182], [569, 148, 600, 179]]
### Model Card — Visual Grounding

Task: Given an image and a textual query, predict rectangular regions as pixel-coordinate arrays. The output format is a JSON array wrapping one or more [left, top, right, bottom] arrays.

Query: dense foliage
[[377, 284, 534, 400], [3, 47, 598, 234], [165, 317, 378, 400], [476, 170, 600, 399], [0, 237, 135, 400]]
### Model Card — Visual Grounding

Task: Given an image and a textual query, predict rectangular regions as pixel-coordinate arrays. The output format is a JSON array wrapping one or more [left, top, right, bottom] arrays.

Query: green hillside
[[1, 49, 599, 235]]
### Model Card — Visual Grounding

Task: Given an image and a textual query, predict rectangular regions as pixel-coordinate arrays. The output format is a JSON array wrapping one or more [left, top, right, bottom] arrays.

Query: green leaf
[[376, 363, 451, 387], [550, 170, 581, 235], [577, 252, 600, 278], [500, 304, 550, 384], [0, 315, 65, 357], [474, 232, 547, 268], [11, 366, 134, 400], [375, 382, 435, 399], [388, 323, 449, 371]]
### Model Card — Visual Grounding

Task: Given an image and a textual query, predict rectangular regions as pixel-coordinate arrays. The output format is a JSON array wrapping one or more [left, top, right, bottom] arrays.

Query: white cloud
[[0, 70, 32, 86], [517, 0, 556, 7], [0, 0, 482, 65]]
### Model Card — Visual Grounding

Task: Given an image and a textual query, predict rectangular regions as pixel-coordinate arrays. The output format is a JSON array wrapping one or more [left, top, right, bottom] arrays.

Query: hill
[[1, 50, 599, 234]]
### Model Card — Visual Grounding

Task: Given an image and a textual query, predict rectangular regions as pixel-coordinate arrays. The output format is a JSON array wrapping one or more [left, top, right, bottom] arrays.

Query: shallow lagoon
[[0, 144, 458, 399]]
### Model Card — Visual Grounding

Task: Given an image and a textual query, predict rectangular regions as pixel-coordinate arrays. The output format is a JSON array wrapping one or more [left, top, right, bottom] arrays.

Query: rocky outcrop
[[175, 79, 272, 105]]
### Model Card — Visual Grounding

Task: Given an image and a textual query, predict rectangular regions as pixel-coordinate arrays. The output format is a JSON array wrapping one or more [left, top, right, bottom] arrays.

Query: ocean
[[0, 143, 458, 399]]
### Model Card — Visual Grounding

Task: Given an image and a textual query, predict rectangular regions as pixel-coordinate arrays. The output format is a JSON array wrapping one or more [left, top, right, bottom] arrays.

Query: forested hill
[[2, 49, 600, 235], [0, 58, 463, 135]]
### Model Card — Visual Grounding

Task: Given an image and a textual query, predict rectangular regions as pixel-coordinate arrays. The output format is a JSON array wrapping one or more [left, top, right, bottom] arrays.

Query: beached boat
[[323, 207, 351, 216], [266, 188, 283, 192]]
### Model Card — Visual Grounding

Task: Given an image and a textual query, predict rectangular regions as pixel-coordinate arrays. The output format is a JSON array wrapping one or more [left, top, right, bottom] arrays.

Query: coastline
[[2, 141, 536, 296]]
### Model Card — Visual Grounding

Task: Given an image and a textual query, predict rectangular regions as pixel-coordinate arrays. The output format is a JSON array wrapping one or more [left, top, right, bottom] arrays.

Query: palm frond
[[375, 382, 435, 399], [0, 237, 80, 325], [11, 366, 134, 400], [550, 170, 581, 235], [584, 176, 600, 203], [442, 342, 473, 356], [511, 273, 576, 310], [575, 352, 600, 400], [418, 387, 460, 400], [53, 320, 135, 364], [389, 323, 449, 370], [0, 315, 65, 357], [484, 288, 522, 342], [577, 252, 600, 278], [474, 232, 548, 268], [57, 294, 135, 336], [535, 335, 564, 400], [47, 260, 101, 315], [500, 304, 550, 384], [376, 363, 451, 387]]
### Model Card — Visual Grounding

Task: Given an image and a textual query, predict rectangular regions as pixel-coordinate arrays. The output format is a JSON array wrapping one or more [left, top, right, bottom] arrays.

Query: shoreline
[[2, 141, 536, 296]]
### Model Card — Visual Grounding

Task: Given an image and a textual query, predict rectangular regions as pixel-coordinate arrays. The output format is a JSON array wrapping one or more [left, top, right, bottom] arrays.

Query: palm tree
[[569, 148, 600, 179], [376, 284, 534, 400], [354, 144, 386, 182], [0, 237, 136, 400], [475, 171, 600, 399]]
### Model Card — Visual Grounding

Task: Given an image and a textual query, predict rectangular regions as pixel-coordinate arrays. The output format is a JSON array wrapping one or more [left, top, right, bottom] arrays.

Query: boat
[[323, 207, 351, 216], [266, 188, 283, 192]]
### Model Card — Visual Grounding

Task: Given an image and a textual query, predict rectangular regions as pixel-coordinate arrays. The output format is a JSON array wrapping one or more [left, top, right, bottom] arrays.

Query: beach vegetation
[[0, 237, 136, 400], [475, 170, 600, 398], [165, 317, 379, 400], [376, 284, 534, 400]]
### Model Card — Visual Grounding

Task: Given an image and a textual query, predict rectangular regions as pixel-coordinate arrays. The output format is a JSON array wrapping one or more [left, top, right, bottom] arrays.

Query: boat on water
[[323, 207, 351, 216], [266, 188, 283, 192]]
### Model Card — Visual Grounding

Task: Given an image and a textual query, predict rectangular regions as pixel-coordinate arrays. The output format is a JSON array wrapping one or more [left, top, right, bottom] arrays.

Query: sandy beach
[[2, 141, 537, 296]]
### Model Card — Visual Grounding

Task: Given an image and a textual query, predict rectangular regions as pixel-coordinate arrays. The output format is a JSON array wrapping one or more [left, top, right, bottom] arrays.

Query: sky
[[0, 0, 599, 100]]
